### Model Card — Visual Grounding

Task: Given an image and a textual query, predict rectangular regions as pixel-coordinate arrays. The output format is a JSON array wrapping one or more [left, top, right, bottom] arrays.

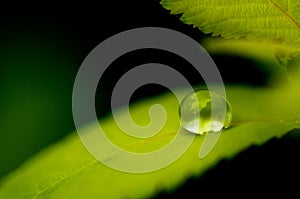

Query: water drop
[[179, 89, 232, 134]]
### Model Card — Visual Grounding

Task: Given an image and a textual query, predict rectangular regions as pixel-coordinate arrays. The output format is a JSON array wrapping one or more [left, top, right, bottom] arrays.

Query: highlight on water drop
[[179, 89, 233, 135]]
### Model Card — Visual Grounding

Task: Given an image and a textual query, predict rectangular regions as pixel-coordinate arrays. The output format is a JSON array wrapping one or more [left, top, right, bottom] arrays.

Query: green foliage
[[161, 0, 300, 46], [201, 37, 288, 79], [161, 0, 300, 66], [1, 1, 300, 198], [0, 81, 299, 198]]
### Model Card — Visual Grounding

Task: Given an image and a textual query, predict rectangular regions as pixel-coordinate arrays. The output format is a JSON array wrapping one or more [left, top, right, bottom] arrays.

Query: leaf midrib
[[268, 0, 300, 30], [33, 160, 98, 199]]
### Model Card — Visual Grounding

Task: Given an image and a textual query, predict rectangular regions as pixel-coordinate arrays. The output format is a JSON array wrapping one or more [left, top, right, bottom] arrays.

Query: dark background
[[0, 0, 299, 197]]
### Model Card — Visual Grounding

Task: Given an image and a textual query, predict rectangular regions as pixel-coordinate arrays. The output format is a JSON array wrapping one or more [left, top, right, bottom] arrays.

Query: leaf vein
[[33, 160, 98, 199], [268, 0, 300, 30]]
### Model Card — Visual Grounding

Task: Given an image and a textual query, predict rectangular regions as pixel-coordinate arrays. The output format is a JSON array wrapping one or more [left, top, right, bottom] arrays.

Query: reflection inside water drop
[[179, 89, 233, 135]]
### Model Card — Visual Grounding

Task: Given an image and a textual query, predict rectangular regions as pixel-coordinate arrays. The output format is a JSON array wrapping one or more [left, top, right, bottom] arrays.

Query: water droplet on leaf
[[179, 89, 232, 134]]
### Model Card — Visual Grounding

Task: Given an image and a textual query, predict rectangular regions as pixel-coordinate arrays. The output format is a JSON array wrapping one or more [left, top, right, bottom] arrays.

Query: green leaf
[[161, 0, 300, 47], [0, 83, 299, 198], [202, 38, 284, 67], [201, 37, 289, 79], [201, 37, 300, 79]]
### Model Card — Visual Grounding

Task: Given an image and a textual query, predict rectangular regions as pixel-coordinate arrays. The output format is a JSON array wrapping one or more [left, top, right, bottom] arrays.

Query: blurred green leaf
[[201, 37, 300, 81], [202, 38, 283, 68], [0, 82, 299, 198], [201, 37, 290, 81]]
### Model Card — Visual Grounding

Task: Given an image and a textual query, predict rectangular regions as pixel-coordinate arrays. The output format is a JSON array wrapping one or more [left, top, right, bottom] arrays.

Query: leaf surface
[[0, 83, 299, 199], [161, 0, 300, 46]]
